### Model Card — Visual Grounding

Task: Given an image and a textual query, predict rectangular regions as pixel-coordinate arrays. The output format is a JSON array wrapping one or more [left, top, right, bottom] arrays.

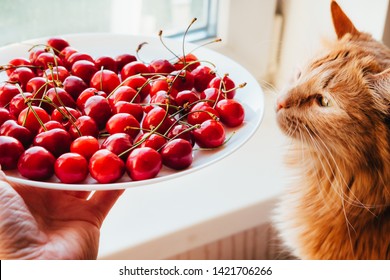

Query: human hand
[[0, 169, 124, 259]]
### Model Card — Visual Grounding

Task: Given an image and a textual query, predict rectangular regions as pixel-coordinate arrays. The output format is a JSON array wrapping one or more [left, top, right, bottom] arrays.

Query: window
[[0, 0, 218, 46]]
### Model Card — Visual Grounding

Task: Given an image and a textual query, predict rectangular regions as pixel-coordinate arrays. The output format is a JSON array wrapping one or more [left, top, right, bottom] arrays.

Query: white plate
[[1, 33, 264, 190]]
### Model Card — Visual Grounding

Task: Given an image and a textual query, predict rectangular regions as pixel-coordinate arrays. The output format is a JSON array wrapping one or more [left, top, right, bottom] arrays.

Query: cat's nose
[[276, 95, 289, 112]]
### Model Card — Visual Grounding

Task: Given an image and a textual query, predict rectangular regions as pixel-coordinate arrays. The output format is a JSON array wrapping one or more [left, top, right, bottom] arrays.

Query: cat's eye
[[317, 95, 332, 107]]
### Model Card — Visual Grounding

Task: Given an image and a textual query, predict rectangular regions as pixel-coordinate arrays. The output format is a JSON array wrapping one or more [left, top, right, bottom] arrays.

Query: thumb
[[86, 189, 125, 227]]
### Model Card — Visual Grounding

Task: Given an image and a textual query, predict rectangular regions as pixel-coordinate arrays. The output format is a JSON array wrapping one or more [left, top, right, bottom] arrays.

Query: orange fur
[[274, 1, 390, 259]]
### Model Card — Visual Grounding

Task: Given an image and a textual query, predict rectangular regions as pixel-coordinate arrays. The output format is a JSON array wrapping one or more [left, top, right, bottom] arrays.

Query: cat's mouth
[[276, 110, 302, 139], [276, 110, 318, 143]]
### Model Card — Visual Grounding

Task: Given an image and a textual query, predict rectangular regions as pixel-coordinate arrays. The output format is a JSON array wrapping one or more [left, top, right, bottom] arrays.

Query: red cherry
[[51, 106, 82, 129], [83, 95, 112, 129], [8, 67, 35, 91], [161, 139, 193, 170], [44, 66, 70, 86], [65, 52, 94, 70], [122, 75, 151, 101], [0, 107, 13, 127], [0, 119, 33, 148], [68, 115, 99, 139], [18, 106, 50, 135], [44, 87, 76, 113], [191, 65, 216, 92], [47, 37, 70, 53], [62, 75, 88, 100], [29, 49, 45, 66], [101, 133, 133, 161], [126, 147, 162, 181], [112, 101, 144, 123], [95, 56, 117, 73], [71, 60, 98, 84], [108, 85, 140, 105], [146, 90, 177, 114], [76, 88, 107, 110], [35, 52, 63, 69], [174, 53, 200, 71], [167, 70, 194, 92], [0, 135, 25, 170], [135, 132, 167, 151], [90, 69, 120, 94], [120, 61, 150, 81], [5, 58, 32, 76], [70, 135, 99, 160], [26, 77, 51, 99], [150, 78, 176, 98], [54, 152, 88, 183], [89, 149, 125, 184], [174, 90, 199, 108], [208, 75, 236, 99], [38, 120, 66, 133], [193, 119, 226, 148], [187, 101, 219, 125], [8, 92, 33, 118], [115, 54, 137, 72], [18, 146, 56, 180], [200, 88, 224, 106], [106, 112, 140, 139], [33, 128, 72, 158], [0, 83, 20, 107], [215, 99, 245, 127], [142, 106, 175, 135], [167, 124, 195, 146], [59, 46, 78, 61], [149, 59, 175, 74]]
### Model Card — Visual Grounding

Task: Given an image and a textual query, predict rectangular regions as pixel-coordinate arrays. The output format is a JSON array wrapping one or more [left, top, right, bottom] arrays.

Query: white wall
[[211, 0, 278, 81], [275, 0, 389, 87]]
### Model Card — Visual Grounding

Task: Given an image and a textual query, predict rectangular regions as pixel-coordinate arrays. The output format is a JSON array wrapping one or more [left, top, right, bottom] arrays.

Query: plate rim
[[1, 33, 265, 190]]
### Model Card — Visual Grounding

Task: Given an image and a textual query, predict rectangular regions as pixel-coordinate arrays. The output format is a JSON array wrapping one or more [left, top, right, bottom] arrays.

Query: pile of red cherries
[[0, 37, 245, 184]]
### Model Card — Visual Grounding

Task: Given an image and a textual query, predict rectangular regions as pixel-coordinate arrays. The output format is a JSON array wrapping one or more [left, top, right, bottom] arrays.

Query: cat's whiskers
[[301, 124, 357, 257], [259, 80, 279, 97], [299, 124, 334, 213], [341, 194, 357, 259], [305, 124, 377, 215], [301, 124, 347, 208]]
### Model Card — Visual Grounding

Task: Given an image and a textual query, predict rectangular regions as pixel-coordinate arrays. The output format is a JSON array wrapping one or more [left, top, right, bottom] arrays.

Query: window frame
[[167, 0, 219, 42]]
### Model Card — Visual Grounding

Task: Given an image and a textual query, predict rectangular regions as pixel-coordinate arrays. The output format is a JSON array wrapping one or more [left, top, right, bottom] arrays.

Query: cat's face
[[276, 32, 389, 168]]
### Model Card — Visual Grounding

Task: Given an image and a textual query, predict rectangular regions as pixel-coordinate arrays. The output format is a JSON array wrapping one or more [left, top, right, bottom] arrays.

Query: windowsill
[[98, 89, 290, 259]]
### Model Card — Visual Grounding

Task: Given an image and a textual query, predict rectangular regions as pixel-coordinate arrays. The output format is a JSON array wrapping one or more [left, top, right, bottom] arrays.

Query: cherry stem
[[14, 84, 47, 132], [193, 131, 236, 151], [141, 102, 180, 111], [164, 60, 203, 96], [157, 123, 200, 152], [0, 64, 41, 73], [106, 73, 166, 102], [188, 38, 222, 55], [29, 96, 81, 135], [45, 64, 62, 87], [135, 42, 148, 63], [28, 43, 61, 55], [118, 98, 171, 157], [164, 109, 218, 138], [170, 98, 214, 118], [182, 18, 197, 67], [159, 30, 181, 61]]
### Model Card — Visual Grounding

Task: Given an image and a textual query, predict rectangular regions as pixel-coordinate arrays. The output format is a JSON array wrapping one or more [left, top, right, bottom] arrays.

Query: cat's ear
[[331, 1, 359, 39]]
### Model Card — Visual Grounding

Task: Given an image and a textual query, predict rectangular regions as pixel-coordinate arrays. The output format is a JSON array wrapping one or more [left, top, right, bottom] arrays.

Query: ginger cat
[[274, 1, 390, 259]]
